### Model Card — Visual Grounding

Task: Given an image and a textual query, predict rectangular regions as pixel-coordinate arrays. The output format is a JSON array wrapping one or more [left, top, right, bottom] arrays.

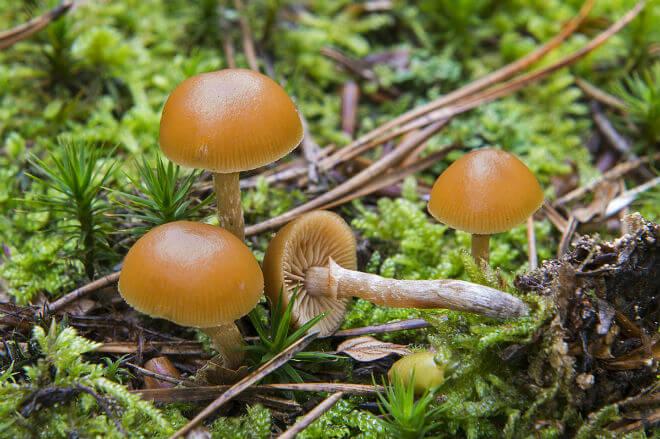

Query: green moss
[[296, 398, 385, 439], [0, 322, 173, 438]]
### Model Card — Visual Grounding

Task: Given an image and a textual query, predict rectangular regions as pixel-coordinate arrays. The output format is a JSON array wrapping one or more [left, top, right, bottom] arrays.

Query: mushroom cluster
[[117, 67, 543, 372], [118, 68, 305, 370]]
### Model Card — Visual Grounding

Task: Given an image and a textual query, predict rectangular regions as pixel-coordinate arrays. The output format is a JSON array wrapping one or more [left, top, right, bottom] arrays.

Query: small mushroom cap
[[119, 221, 263, 328], [428, 148, 543, 235], [159, 69, 303, 173], [263, 210, 357, 336], [388, 352, 445, 395]]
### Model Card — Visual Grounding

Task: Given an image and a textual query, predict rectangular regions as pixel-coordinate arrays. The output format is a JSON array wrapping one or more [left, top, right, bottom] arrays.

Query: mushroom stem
[[305, 259, 528, 319], [201, 322, 245, 369], [213, 172, 245, 240], [471, 234, 490, 265]]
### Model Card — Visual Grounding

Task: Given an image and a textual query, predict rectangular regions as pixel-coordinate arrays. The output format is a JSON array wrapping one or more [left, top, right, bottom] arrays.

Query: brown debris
[[516, 214, 659, 419]]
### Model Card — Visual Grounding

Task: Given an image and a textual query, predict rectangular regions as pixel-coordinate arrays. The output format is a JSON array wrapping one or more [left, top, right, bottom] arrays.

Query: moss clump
[[0, 322, 173, 438]]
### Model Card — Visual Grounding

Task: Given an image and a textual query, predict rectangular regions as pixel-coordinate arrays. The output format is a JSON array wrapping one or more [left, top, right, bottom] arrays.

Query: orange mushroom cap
[[263, 211, 357, 336], [159, 69, 303, 173], [428, 148, 543, 235], [118, 221, 263, 328]]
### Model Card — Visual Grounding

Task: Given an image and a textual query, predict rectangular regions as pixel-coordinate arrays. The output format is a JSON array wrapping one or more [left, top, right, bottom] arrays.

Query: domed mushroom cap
[[263, 211, 357, 336], [159, 69, 303, 173], [119, 221, 264, 328], [428, 148, 543, 235]]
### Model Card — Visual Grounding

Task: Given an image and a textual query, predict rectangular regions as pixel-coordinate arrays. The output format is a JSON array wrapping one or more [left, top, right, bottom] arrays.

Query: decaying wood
[[134, 383, 381, 403], [278, 392, 345, 439], [305, 259, 529, 319], [170, 332, 318, 438], [0, 1, 73, 50]]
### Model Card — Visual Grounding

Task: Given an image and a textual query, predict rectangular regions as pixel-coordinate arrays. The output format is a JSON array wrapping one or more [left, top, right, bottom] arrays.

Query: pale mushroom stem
[[305, 259, 528, 319], [201, 322, 245, 369], [213, 172, 245, 241], [471, 234, 490, 265]]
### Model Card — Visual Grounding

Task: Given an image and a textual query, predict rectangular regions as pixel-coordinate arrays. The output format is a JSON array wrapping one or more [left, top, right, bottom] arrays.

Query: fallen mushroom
[[388, 352, 445, 395], [159, 69, 303, 240], [118, 221, 263, 369], [428, 148, 544, 264], [263, 210, 529, 336]]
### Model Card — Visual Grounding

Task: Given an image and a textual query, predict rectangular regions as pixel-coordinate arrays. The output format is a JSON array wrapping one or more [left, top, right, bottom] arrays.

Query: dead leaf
[[194, 355, 249, 385], [337, 336, 410, 362], [573, 181, 619, 222]]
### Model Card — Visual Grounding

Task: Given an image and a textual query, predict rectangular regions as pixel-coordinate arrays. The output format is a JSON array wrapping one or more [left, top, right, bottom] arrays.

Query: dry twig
[[278, 392, 345, 439], [0, 1, 73, 50]]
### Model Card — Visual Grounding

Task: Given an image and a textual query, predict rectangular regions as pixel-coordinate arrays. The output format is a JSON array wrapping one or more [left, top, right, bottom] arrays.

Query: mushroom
[[263, 210, 529, 336], [159, 69, 303, 240], [427, 148, 543, 265], [388, 352, 445, 395], [119, 221, 264, 369]]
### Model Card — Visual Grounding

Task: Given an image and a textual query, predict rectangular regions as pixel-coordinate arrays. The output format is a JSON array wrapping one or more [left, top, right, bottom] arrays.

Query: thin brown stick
[[300, 114, 322, 184], [126, 363, 194, 387], [245, 121, 447, 235], [542, 202, 568, 233], [319, 145, 456, 210], [233, 0, 259, 71], [592, 102, 654, 179], [170, 332, 318, 438], [332, 318, 430, 338], [611, 408, 660, 434], [527, 216, 538, 270], [0, 1, 73, 50], [575, 78, 627, 111], [555, 153, 660, 205], [558, 215, 579, 258], [278, 392, 344, 439], [341, 81, 360, 138], [48, 272, 120, 314], [134, 383, 381, 403], [219, 0, 237, 68], [96, 341, 204, 356]]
